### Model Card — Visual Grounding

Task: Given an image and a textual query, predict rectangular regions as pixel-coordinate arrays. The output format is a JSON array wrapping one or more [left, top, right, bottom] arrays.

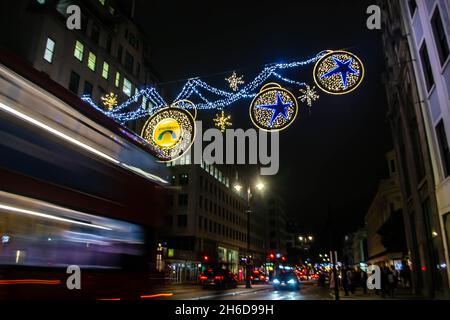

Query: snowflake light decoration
[[101, 92, 118, 111], [298, 85, 320, 107], [225, 71, 244, 91], [213, 110, 232, 132]]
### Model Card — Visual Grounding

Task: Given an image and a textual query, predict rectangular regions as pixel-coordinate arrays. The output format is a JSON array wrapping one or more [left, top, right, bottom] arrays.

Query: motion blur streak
[[0, 203, 112, 231], [0, 101, 168, 185], [0, 279, 61, 285], [0, 101, 120, 164], [97, 298, 121, 301], [140, 293, 174, 299]]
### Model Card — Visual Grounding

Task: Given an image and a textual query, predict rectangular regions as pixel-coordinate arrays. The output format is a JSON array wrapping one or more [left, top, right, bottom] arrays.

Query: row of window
[[199, 175, 245, 211], [166, 155, 231, 188], [73, 40, 135, 97], [409, 2, 450, 178], [198, 216, 247, 243], [412, 2, 449, 93], [43, 37, 143, 101], [199, 195, 247, 228]]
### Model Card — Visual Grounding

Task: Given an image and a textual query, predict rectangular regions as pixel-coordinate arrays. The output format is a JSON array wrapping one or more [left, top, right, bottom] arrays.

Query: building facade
[[379, 0, 450, 298], [0, 0, 158, 132], [158, 153, 269, 283], [266, 195, 287, 256], [365, 151, 408, 267]]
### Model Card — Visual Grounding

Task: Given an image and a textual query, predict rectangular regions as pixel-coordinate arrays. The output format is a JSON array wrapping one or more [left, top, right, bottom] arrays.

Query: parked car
[[272, 270, 300, 290], [199, 268, 238, 289]]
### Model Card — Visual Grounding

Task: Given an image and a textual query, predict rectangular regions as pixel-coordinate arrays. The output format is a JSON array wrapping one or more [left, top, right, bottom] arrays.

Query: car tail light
[[214, 276, 224, 280], [200, 276, 208, 280]]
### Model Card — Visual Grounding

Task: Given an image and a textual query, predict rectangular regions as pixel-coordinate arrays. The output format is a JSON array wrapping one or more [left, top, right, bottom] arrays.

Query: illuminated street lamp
[[308, 236, 313, 241], [234, 179, 266, 289]]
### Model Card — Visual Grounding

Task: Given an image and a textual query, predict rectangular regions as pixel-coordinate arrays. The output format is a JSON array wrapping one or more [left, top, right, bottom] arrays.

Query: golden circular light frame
[[249, 83, 298, 132], [141, 105, 196, 162], [313, 50, 365, 95]]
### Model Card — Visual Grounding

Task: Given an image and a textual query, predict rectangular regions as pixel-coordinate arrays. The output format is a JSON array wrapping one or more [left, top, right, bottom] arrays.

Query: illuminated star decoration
[[256, 93, 293, 127], [225, 71, 245, 92], [298, 85, 319, 107], [101, 92, 118, 111], [320, 57, 359, 89], [213, 110, 232, 132]]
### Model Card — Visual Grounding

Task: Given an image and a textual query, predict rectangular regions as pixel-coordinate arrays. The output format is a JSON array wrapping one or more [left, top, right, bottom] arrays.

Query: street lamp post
[[234, 180, 265, 289]]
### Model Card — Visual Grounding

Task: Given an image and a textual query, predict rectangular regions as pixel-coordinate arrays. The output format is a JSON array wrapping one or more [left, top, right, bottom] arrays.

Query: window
[[199, 196, 203, 209], [83, 81, 93, 96], [408, 0, 417, 18], [125, 51, 134, 73], [44, 37, 55, 63], [177, 215, 187, 227], [102, 61, 109, 79], [199, 216, 203, 228], [179, 174, 189, 185], [122, 78, 132, 96], [68, 71, 80, 94], [91, 23, 100, 44], [74, 41, 84, 61], [178, 194, 188, 206], [436, 120, 450, 177], [108, 6, 115, 15], [87, 52, 96, 71], [419, 43, 434, 92], [431, 8, 449, 66], [115, 71, 120, 87], [98, 0, 105, 5]]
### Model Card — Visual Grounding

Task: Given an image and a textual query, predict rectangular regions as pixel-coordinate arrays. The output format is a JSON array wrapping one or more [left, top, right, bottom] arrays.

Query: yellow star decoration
[[101, 92, 118, 111], [213, 110, 232, 132], [225, 71, 244, 91]]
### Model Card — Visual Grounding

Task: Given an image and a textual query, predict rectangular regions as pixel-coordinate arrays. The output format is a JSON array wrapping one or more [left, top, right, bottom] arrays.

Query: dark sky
[[129, 0, 392, 246]]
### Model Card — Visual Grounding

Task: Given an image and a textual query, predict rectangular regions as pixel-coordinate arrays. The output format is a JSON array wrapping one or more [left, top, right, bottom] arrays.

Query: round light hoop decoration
[[172, 99, 197, 120], [313, 50, 364, 95], [141, 107, 195, 162], [249, 83, 298, 132]]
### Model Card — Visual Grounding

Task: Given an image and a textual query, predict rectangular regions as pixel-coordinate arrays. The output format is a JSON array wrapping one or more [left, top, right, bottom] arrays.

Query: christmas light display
[[141, 107, 195, 162], [313, 50, 364, 95], [213, 110, 232, 132], [80, 50, 364, 128], [298, 85, 319, 107], [225, 71, 245, 91], [81, 51, 329, 122], [249, 83, 298, 132]]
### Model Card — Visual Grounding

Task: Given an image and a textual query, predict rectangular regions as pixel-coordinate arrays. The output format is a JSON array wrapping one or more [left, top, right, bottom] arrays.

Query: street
[[146, 281, 331, 300]]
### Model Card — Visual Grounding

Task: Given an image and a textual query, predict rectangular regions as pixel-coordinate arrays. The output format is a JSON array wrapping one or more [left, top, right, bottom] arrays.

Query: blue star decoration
[[320, 56, 359, 89], [256, 93, 293, 127]]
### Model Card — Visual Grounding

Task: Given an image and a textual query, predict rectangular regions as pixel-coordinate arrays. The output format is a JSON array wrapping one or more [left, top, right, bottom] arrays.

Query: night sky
[[128, 0, 392, 246]]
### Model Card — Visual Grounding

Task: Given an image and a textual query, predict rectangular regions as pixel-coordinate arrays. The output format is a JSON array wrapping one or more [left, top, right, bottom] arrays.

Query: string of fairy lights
[[81, 49, 364, 162], [81, 50, 330, 123]]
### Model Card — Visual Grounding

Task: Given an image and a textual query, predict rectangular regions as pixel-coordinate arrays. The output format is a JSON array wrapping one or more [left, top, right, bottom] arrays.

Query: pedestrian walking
[[361, 270, 368, 294]]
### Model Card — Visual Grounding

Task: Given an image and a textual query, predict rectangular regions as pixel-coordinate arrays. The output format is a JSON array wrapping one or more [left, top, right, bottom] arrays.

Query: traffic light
[[203, 255, 209, 262], [269, 253, 275, 260], [281, 256, 286, 262]]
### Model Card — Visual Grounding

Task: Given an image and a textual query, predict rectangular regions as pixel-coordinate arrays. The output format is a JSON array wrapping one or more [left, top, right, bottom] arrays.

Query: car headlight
[[288, 279, 296, 284], [273, 279, 280, 284]]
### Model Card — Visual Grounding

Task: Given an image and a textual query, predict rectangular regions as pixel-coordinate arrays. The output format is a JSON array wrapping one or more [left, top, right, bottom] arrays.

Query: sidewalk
[[330, 287, 424, 300]]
